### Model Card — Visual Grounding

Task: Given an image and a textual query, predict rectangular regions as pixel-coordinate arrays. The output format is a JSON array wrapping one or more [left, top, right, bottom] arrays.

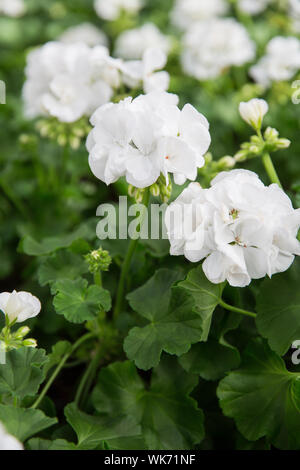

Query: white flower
[[171, 0, 228, 31], [94, 0, 143, 21], [87, 91, 211, 188], [121, 47, 170, 94], [237, 0, 271, 15], [114, 23, 171, 60], [250, 36, 300, 88], [181, 18, 256, 80], [0, 290, 41, 323], [0, 423, 23, 450], [165, 169, 300, 287], [0, 0, 25, 17], [23, 42, 121, 123], [59, 23, 108, 47], [239, 98, 269, 129], [289, 0, 300, 33]]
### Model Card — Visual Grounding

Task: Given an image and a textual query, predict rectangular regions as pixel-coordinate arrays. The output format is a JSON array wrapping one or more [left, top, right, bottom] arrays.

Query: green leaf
[[37, 250, 88, 287], [0, 347, 48, 399], [124, 269, 205, 370], [217, 339, 300, 450], [180, 313, 241, 380], [64, 403, 142, 450], [19, 221, 96, 256], [92, 358, 205, 450], [256, 259, 300, 355], [178, 265, 224, 341], [0, 405, 57, 442], [53, 278, 111, 323]]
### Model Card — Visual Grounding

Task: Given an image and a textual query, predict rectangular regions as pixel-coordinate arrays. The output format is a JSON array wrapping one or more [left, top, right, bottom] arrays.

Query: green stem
[[74, 345, 102, 408], [261, 152, 282, 188], [94, 270, 102, 287], [219, 300, 257, 318], [113, 188, 150, 321], [31, 332, 96, 410]]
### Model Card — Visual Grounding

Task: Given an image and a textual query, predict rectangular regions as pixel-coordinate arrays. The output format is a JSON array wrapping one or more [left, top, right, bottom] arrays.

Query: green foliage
[[0, 347, 48, 399], [92, 358, 205, 450], [124, 269, 209, 370], [217, 339, 300, 450], [0, 406, 57, 441], [256, 258, 300, 355], [53, 278, 111, 323]]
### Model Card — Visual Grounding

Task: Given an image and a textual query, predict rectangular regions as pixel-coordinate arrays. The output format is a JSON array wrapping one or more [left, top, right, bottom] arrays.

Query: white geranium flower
[[94, 0, 143, 21], [0, 0, 25, 17], [59, 23, 108, 47], [114, 23, 171, 60], [165, 170, 300, 287], [250, 36, 300, 88], [0, 290, 41, 324], [239, 98, 269, 129], [238, 0, 271, 15], [171, 0, 228, 31], [87, 91, 211, 188], [0, 423, 23, 450], [121, 47, 170, 94], [23, 42, 121, 123], [181, 18, 256, 80], [289, 0, 300, 33]]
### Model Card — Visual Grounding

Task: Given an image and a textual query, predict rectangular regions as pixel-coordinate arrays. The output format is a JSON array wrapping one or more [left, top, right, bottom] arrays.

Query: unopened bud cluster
[[198, 153, 236, 185], [36, 117, 91, 150], [0, 325, 37, 352], [85, 248, 112, 274], [234, 127, 290, 162]]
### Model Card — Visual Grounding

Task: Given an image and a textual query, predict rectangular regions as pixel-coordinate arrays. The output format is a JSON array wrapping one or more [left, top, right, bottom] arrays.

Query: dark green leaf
[[217, 339, 300, 450], [53, 278, 111, 323]]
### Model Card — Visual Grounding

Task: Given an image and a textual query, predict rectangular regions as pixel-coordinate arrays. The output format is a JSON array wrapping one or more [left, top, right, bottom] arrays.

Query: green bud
[[276, 138, 291, 149], [85, 248, 112, 274], [150, 183, 160, 197], [218, 156, 236, 169], [264, 127, 279, 140], [14, 326, 30, 340], [23, 338, 37, 348]]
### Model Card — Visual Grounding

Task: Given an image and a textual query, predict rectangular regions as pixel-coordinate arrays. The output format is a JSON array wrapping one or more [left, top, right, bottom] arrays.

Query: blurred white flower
[[114, 23, 171, 60], [87, 91, 211, 188], [250, 36, 300, 88], [94, 0, 143, 21], [0, 290, 41, 324], [181, 18, 256, 80], [289, 0, 300, 33], [0, 423, 23, 450], [0, 0, 25, 17], [171, 0, 228, 31], [239, 98, 269, 129], [23, 42, 121, 123], [165, 170, 300, 287], [59, 23, 108, 47], [121, 47, 170, 94], [238, 0, 271, 15]]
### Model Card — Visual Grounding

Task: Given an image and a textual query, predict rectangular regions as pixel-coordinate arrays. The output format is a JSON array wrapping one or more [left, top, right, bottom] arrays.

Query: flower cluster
[[87, 91, 211, 188], [171, 0, 228, 31], [94, 0, 143, 21], [59, 23, 108, 47], [181, 18, 256, 80], [237, 0, 272, 15], [0, 0, 25, 17], [85, 248, 112, 274], [114, 23, 171, 60], [0, 423, 23, 450], [23, 42, 122, 123], [250, 36, 300, 88], [165, 170, 300, 287], [23, 41, 169, 124]]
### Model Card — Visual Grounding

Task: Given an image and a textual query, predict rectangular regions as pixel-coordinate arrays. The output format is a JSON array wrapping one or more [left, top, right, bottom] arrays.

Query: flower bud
[[150, 183, 160, 197], [218, 156, 236, 169], [239, 98, 269, 130], [234, 150, 248, 162], [14, 326, 30, 340], [22, 338, 37, 348], [85, 248, 112, 274], [264, 126, 279, 140], [276, 138, 291, 149]]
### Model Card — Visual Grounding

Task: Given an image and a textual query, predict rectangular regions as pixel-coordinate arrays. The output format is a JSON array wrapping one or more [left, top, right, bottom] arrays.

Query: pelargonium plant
[[0, 0, 300, 453]]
